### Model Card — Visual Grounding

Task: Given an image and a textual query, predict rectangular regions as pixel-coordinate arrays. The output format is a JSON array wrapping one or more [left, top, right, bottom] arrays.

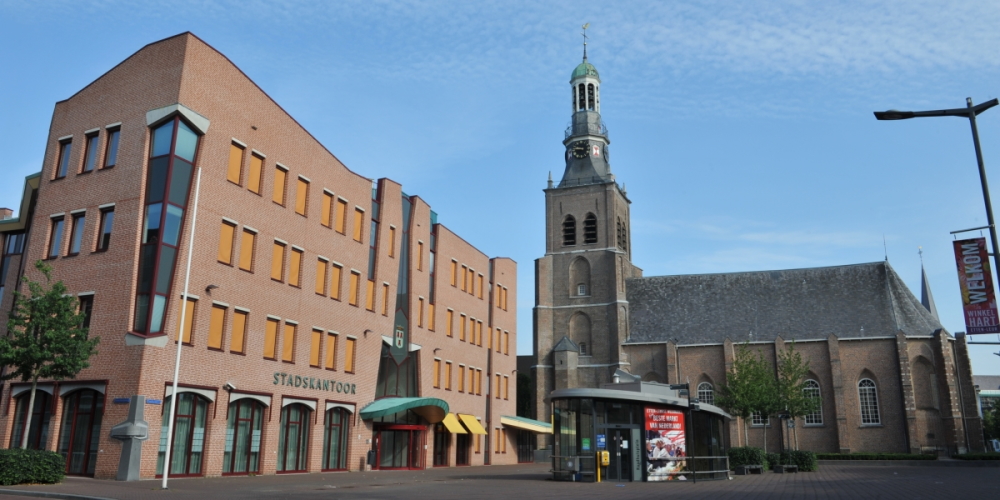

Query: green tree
[[775, 342, 819, 450], [1, 261, 99, 448], [718, 343, 778, 448]]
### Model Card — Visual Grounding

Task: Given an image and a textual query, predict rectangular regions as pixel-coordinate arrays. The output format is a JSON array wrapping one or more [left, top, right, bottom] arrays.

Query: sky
[[3, 0, 1000, 374]]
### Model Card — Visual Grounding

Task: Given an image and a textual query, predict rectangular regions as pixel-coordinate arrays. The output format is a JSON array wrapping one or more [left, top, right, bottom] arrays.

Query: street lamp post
[[875, 97, 1000, 284]]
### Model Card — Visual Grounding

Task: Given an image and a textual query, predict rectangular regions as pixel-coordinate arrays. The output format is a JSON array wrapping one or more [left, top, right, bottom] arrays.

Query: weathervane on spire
[[582, 23, 590, 61]]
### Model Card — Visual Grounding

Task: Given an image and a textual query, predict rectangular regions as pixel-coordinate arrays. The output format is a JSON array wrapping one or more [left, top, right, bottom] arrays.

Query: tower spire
[[582, 23, 590, 61], [918, 247, 940, 320]]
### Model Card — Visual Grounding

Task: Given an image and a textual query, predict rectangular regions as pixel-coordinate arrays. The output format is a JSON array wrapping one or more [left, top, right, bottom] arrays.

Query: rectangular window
[[348, 271, 360, 306], [504, 331, 510, 355], [446, 310, 454, 337], [460, 314, 467, 341], [478, 275, 484, 299], [388, 227, 396, 258], [288, 247, 303, 287], [353, 208, 364, 242], [495, 328, 502, 353], [95, 208, 114, 251], [475, 435, 481, 454], [227, 143, 244, 185], [416, 241, 423, 270], [504, 376, 509, 400], [496, 374, 502, 399], [282, 323, 296, 362], [335, 199, 348, 234], [330, 264, 343, 300], [476, 321, 483, 346], [344, 337, 356, 373], [460, 265, 467, 291], [381, 283, 389, 315], [466, 268, 474, 294], [428, 304, 435, 331], [751, 411, 769, 427], [496, 284, 502, 308], [179, 297, 196, 344], [295, 177, 309, 216], [207, 303, 226, 349], [231, 309, 248, 353], [103, 128, 120, 168], [78, 294, 94, 330], [468, 367, 475, 395], [458, 365, 466, 392], [450, 261, 458, 286], [417, 297, 424, 327], [82, 133, 99, 173], [324, 332, 338, 370], [365, 280, 375, 311], [310, 329, 323, 367], [239, 229, 255, 272], [502, 429, 508, 453], [321, 192, 334, 228], [315, 258, 328, 295], [476, 369, 483, 395], [68, 213, 85, 255], [271, 241, 286, 281], [55, 140, 72, 179], [273, 166, 288, 205], [433, 359, 441, 388], [445, 362, 453, 390], [48, 217, 64, 258], [503, 287, 508, 310], [264, 317, 280, 359], [491, 328, 498, 351], [218, 221, 236, 264], [248, 153, 264, 194], [495, 429, 501, 453]]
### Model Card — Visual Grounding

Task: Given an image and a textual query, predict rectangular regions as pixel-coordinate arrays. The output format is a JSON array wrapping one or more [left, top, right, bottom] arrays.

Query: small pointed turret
[[919, 247, 939, 320]]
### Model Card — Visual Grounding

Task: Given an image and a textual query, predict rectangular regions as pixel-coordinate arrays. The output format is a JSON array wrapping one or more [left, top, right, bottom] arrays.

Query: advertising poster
[[644, 407, 686, 481], [953, 238, 1000, 334]]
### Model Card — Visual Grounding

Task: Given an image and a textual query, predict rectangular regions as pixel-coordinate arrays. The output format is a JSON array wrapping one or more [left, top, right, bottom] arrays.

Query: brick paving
[[2, 463, 1000, 499]]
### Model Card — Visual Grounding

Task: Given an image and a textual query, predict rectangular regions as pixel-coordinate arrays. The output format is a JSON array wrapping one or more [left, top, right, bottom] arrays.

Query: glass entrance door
[[374, 426, 424, 470], [607, 429, 633, 482], [57, 389, 104, 476], [157, 393, 208, 477], [223, 399, 265, 475], [432, 424, 450, 467], [277, 404, 311, 472]]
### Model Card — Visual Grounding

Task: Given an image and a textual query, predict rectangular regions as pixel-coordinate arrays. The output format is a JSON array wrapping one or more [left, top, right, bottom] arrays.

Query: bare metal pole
[[162, 168, 201, 489], [965, 98, 1000, 287]]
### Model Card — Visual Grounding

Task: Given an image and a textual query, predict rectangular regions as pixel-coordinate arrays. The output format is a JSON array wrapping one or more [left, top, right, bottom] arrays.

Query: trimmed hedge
[[0, 448, 66, 485], [953, 452, 1000, 460], [767, 451, 819, 471], [729, 446, 769, 469], [816, 453, 936, 461]]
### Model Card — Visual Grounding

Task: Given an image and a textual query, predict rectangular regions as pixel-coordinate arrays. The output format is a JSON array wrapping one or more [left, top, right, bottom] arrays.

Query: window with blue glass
[[133, 117, 200, 335]]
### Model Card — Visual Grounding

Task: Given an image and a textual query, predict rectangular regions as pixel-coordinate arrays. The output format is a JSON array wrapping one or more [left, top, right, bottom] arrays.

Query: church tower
[[532, 41, 642, 427]]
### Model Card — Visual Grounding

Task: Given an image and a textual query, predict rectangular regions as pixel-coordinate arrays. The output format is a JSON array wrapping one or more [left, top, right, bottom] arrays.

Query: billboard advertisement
[[953, 238, 1000, 334], [644, 407, 686, 481]]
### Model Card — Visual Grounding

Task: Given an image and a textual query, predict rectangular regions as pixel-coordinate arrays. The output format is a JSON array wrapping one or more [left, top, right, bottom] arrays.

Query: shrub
[[953, 452, 1000, 460], [729, 446, 769, 469], [815, 453, 935, 461], [0, 448, 66, 485], [765, 451, 818, 471]]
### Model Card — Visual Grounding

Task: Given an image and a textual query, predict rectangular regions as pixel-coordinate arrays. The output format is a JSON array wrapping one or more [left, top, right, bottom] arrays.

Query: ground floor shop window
[[157, 393, 209, 477], [456, 433, 471, 465], [223, 399, 265, 475], [322, 408, 350, 470], [375, 427, 424, 470], [277, 403, 311, 472], [57, 389, 104, 476], [10, 390, 53, 450], [433, 423, 450, 466]]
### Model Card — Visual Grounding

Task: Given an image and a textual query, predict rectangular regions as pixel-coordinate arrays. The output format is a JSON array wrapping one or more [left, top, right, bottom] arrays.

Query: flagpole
[[162, 167, 201, 489]]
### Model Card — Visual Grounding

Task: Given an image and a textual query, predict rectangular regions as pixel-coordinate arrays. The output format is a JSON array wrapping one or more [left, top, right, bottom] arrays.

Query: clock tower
[[532, 48, 642, 430]]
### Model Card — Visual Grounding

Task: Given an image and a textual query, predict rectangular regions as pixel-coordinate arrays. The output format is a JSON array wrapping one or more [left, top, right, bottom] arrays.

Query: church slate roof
[[625, 261, 946, 345], [553, 336, 580, 353]]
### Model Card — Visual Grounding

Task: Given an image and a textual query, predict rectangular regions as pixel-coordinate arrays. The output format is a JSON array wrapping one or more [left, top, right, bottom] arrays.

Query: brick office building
[[0, 32, 519, 480], [531, 54, 985, 457]]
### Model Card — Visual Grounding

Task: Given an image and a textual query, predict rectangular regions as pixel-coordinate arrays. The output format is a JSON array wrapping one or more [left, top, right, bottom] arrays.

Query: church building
[[532, 52, 986, 456]]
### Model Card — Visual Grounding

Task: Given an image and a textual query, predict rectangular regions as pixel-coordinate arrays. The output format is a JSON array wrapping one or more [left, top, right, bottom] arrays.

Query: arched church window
[[858, 379, 880, 425], [697, 382, 715, 406], [587, 84, 595, 110], [562, 215, 576, 246], [583, 213, 597, 244], [578, 84, 586, 111], [803, 380, 823, 425]]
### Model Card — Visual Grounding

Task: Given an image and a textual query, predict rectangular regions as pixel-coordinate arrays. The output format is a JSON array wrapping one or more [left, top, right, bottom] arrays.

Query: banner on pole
[[953, 237, 1000, 334]]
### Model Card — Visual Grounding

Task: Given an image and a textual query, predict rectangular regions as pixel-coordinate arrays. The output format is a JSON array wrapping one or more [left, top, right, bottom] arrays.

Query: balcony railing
[[565, 121, 609, 140]]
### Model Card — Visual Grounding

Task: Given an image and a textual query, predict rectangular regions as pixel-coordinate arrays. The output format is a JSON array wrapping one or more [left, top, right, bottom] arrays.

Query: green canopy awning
[[359, 397, 450, 423], [501, 415, 553, 434]]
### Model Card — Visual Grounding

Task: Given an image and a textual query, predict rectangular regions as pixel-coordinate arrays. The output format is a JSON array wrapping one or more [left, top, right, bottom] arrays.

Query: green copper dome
[[571, 59, 600, 81]]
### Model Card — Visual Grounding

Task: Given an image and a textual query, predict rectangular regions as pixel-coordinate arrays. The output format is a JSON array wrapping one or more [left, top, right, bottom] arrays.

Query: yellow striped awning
[[500, 415, 553, 434], [457, 413, 488, 435], [441, 413, 467, 434]]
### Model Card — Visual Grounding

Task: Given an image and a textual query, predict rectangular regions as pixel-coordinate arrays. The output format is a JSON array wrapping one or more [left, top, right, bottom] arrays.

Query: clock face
[[571, 141, 589, 159]]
